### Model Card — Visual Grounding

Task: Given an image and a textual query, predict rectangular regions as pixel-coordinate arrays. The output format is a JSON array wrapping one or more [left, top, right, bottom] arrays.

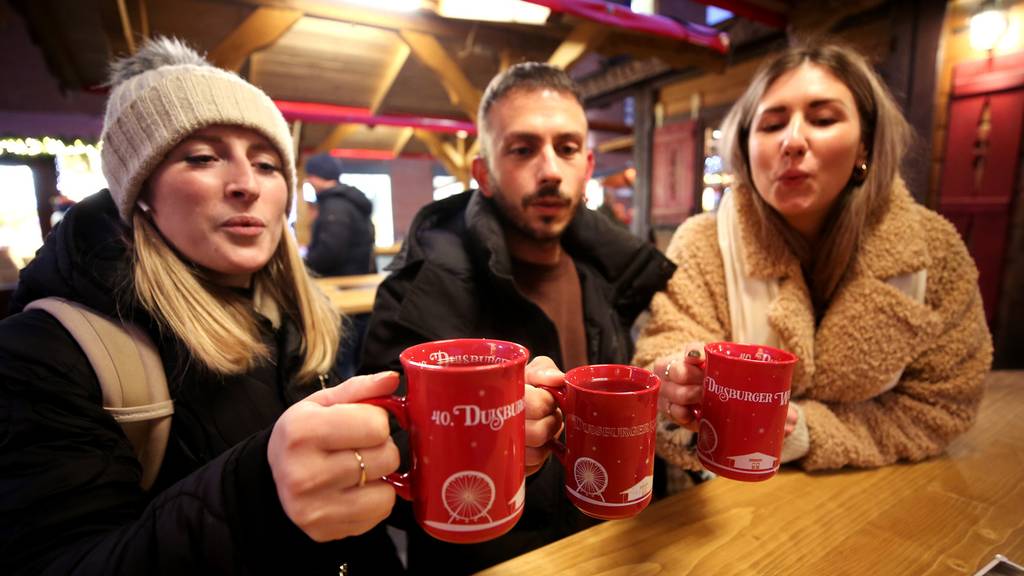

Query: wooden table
[[479, 371, 1024, 576], [315, 273, 387, 290], [314, 274, 385, 315]]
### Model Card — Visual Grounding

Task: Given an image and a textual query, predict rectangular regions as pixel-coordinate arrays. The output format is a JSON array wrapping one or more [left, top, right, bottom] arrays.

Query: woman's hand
[[784, 402, 800, 436], [268, 372, 401, 542], [523, 356, 564, 476], [652, 342, 706, 431]]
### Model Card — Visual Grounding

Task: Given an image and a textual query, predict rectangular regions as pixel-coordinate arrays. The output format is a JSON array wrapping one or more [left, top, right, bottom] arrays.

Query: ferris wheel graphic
[[442, 471, 496, 523], [698, 419, 719, 454], [573, 457, 608, 501]]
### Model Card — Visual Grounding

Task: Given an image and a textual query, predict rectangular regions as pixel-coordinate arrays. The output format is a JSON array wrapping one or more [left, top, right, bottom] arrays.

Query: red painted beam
[[298, 148, 434, 161], [691, 1, 787, 29], [274, 100, 477, 134], [525, 0, 730, 54]]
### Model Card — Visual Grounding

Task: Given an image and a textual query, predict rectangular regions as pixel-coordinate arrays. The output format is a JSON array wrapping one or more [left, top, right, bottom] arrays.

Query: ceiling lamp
[[437, 0, 551, 25], [970, 0, 1009, 52], [334, 0, 424, 12]]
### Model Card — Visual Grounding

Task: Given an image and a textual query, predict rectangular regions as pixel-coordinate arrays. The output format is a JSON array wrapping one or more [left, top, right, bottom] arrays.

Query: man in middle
[[360, 62, 675, 573]]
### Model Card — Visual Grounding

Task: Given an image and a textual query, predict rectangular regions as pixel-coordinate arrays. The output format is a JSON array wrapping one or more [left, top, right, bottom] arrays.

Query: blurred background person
[[303, 153, 376, 277]]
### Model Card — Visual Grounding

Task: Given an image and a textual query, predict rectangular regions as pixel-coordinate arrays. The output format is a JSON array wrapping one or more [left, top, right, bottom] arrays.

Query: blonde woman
[[635, 42, 992, 475], [0, 38, 403, 573]]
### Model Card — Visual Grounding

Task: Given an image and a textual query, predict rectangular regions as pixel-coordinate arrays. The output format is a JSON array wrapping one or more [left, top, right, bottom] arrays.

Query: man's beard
[[486, 176, 577, 242]]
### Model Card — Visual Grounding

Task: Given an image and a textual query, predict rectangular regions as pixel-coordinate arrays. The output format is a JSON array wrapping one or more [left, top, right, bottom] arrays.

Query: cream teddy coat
[[634, 182, 993, 471]]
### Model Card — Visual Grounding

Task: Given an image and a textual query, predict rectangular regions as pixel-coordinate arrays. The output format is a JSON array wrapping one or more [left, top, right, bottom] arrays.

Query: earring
[[853, 161, 869, 183]]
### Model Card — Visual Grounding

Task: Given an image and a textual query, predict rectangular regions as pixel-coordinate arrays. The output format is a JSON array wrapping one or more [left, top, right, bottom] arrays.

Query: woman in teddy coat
[[634, 42, 992, 473]]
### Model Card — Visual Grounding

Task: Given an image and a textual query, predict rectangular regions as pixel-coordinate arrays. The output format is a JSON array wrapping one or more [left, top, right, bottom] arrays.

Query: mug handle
[[360, 395, 412, 501], [535, 384, 567, 465]]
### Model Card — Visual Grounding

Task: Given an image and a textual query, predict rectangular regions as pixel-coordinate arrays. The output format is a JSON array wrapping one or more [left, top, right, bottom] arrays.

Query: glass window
[[341, 173, 395, 247], [433, 175, 477, 201], [56, 148, 107, 202], [0, 165, 43, 269]]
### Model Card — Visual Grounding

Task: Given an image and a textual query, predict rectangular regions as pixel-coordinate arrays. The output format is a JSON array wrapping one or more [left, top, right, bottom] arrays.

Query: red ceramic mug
[[363, 339, 528, 543], [694, 342, 798, 482], [539, 364, 660, 520]]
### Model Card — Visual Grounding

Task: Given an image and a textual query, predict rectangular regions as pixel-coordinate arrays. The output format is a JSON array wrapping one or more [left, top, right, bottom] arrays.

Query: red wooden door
[[939, 52, 1024, 323]]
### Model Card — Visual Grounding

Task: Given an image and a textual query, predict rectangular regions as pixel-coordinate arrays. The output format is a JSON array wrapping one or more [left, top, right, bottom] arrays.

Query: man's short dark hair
[[477, 62, 585, 159]]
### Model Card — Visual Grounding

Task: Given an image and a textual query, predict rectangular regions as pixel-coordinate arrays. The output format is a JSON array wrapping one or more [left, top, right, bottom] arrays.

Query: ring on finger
[[353, 449, 368, 488], [663, 360, 676, 381]]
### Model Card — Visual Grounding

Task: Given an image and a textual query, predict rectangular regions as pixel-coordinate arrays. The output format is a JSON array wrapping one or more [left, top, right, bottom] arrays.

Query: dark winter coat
[[305, 184, 376, 277], [0, 190, 402, 575], [359, 190, 676, 574]]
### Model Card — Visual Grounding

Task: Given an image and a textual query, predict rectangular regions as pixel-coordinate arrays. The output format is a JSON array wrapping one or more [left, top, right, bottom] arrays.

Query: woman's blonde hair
[[131, 211, 341, 382], [719, 41, 913, 311]]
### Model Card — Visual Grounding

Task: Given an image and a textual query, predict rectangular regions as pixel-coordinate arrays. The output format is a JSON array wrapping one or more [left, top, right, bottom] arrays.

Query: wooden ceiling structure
[[10, 0, 796, 182]]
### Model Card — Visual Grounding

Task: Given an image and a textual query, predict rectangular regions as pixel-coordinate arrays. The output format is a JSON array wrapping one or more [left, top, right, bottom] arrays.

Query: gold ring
[[353, 449, 367, 488]]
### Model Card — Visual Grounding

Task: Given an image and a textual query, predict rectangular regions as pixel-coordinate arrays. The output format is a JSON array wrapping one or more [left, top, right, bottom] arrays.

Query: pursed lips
[[221, 214, 266, 236], [777, 168, 811, 185]]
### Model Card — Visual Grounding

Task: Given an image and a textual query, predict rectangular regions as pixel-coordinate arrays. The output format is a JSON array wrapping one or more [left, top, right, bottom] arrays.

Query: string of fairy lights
[[0, 137, 99, 158]]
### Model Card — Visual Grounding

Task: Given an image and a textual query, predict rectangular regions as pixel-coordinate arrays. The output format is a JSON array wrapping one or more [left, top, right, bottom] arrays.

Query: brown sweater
[[512, 252, 588, 371], [633, 181, 992, 471]]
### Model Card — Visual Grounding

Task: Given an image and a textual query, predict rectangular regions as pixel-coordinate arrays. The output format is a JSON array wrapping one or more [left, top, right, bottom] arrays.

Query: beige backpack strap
[[25, 297, 173, 490]]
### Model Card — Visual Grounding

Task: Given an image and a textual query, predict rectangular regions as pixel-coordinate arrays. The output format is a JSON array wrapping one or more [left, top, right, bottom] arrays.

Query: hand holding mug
[[694, 342, 798, 481], [653, 342, 706, 430], [539, 364, 660, 520], [268, 371, 401, 542], [361, 339, 529, 544], [524, 356, 564, 476]]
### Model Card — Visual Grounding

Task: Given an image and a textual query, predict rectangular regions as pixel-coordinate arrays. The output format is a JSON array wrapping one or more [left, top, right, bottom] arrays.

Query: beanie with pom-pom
[[100, 37, 295, 222]]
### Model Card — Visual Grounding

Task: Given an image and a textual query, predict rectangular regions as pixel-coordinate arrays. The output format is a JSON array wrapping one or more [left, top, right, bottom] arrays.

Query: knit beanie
[[305, 153, 344, 182], [100, 37, 296, 223]]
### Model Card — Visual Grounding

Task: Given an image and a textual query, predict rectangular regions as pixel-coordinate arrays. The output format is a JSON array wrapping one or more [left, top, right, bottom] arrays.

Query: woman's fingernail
[[687, 349, 701, 359], [374, 371, 398, 381]]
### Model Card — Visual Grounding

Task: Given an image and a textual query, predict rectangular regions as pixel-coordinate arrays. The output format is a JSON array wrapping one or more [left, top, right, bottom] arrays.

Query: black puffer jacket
[[360, 190, 676, 574], [0, 191, 402, 575], [305, 184, 376, 277]]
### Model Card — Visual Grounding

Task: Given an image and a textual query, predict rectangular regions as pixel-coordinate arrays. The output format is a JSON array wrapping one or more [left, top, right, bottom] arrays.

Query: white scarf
[[716, 190, 927, 394], [716, 191, 780, 347]]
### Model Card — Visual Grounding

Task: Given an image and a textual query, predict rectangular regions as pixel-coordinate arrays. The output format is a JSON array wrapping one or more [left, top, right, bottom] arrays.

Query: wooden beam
[[548, 21, 609, 70], [466, 138, 480, 164], [291, 119, 303, 163], [787, 0, 887, 38], [114, 0, 136, 53], [16, 0, 85, 87], [291, 119, 313, 246], [369, 39, 411, 115], [588, 120, 633, 134], [400, 29, 482, 121], [392, 127, 415, 157], [415, 129, 469, 184], [499, 49, 513, 72], [137, 0, 149, 40], [659, 55, 766, 114], [598, 35, 725, 72], [208, 6, 302, 72], [597, 135, 634, 154], [314, 124, 361, 155]]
